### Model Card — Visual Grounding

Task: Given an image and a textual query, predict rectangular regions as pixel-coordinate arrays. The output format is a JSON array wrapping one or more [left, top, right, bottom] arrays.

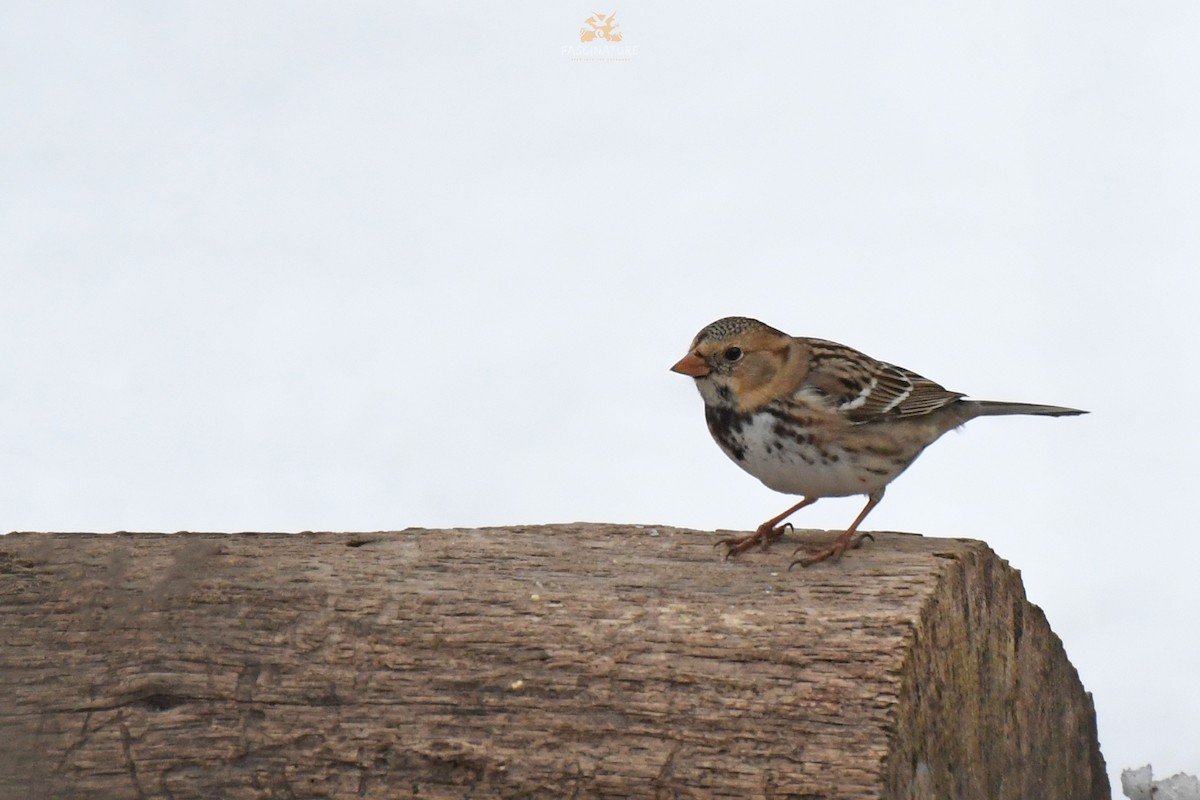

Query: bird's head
[[670, 317, 803, 410]]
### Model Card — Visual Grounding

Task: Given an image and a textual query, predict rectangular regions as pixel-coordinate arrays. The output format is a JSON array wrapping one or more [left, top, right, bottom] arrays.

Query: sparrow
[[670, 317, 1086, 568]]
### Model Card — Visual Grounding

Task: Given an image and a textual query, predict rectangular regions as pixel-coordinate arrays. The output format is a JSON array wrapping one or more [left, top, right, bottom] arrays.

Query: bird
[[670, 316, 1086, 568]]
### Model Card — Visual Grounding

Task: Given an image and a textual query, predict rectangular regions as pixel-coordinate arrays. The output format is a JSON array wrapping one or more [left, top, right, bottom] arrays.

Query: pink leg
[[789, 490, 883, 569], [718, 497, 818, 560]]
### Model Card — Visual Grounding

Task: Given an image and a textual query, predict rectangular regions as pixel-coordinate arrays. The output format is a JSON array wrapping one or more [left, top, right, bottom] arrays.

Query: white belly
[[714, 412, 896, 498]]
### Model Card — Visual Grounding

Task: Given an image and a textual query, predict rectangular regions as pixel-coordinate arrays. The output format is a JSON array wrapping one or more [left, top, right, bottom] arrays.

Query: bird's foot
[[716, 523, 793, 561], [788, 531, 874, 570]]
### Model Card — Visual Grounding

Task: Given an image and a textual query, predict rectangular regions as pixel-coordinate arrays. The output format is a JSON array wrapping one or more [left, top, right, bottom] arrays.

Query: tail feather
[[972, 400, 1088, 418]]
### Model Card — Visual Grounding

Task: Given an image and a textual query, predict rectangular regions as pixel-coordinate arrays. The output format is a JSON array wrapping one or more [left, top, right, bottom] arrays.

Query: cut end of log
[[0, 525, 1108, 798]]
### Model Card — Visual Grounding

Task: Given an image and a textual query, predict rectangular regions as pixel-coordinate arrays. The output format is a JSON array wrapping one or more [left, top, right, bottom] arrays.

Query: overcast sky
[[2, 2, 1197, 793]]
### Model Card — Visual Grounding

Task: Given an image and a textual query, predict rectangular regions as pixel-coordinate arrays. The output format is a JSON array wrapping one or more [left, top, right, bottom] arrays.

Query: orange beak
[[670, 352, 710, 377]]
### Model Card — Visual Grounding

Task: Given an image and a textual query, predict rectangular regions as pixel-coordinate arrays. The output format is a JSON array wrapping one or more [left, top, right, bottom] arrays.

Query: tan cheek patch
[[732, 353, 784, 411], [734, 345, 811, 413]]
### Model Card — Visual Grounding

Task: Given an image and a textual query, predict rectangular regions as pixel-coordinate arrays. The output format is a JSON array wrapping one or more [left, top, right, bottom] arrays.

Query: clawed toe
[[716, 523, 792, 560], [788, 531, 874, 570]]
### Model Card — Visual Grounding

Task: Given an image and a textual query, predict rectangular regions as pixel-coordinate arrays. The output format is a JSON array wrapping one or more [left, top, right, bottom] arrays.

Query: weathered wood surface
[[0, 525, 1107, 799]]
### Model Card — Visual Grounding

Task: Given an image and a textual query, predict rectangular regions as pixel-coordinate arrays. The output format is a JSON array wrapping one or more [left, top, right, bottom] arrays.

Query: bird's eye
[[723, 347, 743, 362]]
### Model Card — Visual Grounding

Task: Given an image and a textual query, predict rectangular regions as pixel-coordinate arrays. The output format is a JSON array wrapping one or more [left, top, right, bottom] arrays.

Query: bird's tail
[[971, 400, 1088, 418]]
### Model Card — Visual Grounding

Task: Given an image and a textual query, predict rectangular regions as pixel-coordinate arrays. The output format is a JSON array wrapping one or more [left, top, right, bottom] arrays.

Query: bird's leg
[[789, 490, 884, 569], [718, 497, 818, 560]]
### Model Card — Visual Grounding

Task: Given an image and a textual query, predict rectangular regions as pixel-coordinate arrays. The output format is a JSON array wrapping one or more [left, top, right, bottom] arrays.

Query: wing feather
[[795, 339, 965, 422]]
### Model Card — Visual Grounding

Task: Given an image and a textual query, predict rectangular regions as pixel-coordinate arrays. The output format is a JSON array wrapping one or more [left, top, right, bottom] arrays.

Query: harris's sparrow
[[671, 317, 1086, 568]]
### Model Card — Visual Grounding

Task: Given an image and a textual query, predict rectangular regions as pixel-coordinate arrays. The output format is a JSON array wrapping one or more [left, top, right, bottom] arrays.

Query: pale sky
[[3, 3, 1198, 793]]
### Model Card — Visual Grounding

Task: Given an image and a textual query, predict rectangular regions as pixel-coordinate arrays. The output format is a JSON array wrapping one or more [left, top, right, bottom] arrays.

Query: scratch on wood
[[119, 719, 147, 800]]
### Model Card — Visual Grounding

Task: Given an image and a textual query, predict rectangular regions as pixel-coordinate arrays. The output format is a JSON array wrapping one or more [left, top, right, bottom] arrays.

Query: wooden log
[[0, 525, 1108, 799]]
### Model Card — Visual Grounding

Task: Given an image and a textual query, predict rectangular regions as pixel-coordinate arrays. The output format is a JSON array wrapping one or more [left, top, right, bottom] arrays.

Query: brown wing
[[796, 339, 965, 422]]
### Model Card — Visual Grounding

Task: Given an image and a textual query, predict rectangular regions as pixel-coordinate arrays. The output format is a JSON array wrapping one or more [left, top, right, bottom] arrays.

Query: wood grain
[[0, 525, 1108, 799]]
